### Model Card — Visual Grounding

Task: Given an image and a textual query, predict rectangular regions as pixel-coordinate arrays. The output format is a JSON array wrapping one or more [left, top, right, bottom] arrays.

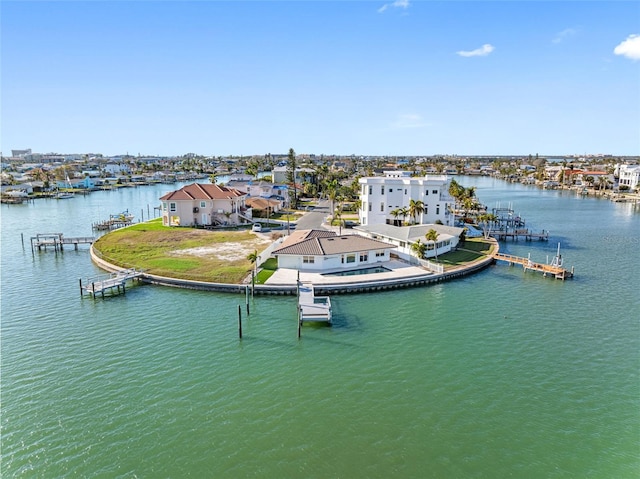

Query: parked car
[[252, 223, 262, 232]]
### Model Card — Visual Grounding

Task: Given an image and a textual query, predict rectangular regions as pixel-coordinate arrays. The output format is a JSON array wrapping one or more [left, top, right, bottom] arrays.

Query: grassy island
[[92, 218, 272, 283], [93, 218, 495, 286]]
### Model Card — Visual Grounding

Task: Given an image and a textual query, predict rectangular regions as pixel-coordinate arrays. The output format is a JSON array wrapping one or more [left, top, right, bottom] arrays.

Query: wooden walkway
[[31, 233, 95, 251], [492, 229, 549, 241], [297, 281, 332, 331], [494, 252, 573, 279], [80, 268, 145, 298]]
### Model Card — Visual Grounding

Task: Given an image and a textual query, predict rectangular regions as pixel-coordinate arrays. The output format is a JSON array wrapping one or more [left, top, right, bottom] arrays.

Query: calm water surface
[[1, 178, 639, 478]]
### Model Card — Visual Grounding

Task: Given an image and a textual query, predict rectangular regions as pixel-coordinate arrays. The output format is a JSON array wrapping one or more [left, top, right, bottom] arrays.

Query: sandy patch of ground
[[170, 236, 272, 262]]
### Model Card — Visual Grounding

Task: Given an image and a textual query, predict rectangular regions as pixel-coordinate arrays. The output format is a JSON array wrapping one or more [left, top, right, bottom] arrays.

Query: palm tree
[[399, 207, 409, 225], [410, 239, 426, 261], [247, 250, 259, 273], [390, 208, 402, 226], [325, 178, 340, 217], [477, 213, 497, 239], [408, 198, 424, 224], [425, 228, 439, 261]]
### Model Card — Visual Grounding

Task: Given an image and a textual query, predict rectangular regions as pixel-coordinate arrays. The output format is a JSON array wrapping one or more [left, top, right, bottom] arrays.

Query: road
[[293, 199, 331, 230]]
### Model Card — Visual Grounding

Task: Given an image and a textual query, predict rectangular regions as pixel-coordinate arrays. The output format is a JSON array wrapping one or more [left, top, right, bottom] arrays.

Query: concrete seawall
[[90, 242, 497, 296]]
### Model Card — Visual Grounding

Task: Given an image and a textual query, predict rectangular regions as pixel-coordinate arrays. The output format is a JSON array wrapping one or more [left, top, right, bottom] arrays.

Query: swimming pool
[[322, 266, 391, 277]]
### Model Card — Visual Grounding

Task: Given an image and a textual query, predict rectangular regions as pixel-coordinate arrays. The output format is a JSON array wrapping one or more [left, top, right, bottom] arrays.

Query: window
[[404, 189, 407, 194], [170, 202, 176, 212], [359, 252, 368, 262], [369, 185, 372, 195], [388, 188, 392, 192], [425, 190, 429, 195], [380, 202, 384, 212], [200, 201, 206, 208], [436, 205, 440, 214], [362, 185, 366, 195], [368, 202, 372, 212], [346, 254, 356, 263], [381, 186, 385, 195], [399, 241, 406, 248], [303, 256, 315, 264], [162, 202, 167, 211], [433, 190, 438, 194], [375, 250, 385, 257]]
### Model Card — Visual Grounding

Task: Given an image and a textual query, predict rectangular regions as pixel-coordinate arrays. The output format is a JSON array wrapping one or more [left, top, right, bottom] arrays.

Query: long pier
[[80, 268, 145, 298], [492, 229, 549, 241], [494, 252, 573, 280], [30, 233, 95, 251]]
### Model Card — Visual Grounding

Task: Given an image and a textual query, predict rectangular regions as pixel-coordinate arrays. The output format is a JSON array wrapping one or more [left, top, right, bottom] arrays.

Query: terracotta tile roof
[[245, 197, 281, 210], [274, 230, 394, 256], [159, 183, 245, 201]]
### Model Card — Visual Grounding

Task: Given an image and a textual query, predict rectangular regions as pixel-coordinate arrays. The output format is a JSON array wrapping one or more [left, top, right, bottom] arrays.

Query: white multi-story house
[[617, 164, 640, 191], [358, 171, 455, 227]]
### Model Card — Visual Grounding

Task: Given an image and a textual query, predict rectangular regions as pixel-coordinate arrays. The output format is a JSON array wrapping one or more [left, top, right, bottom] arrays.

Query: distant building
[[12, 149, 32, 157], [358, 171, 455, 227]]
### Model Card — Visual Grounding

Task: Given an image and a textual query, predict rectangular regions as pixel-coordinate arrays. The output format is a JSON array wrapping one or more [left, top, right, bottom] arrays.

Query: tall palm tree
[[425, 228, 439, 261], [247, 250, 259, 273], [477, 213, 497, 239], [408, 198, 424, 224], [399, 207, 409, 225]]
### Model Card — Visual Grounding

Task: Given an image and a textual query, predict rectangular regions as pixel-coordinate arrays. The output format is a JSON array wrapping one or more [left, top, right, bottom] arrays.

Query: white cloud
[[456, 44, 495, 57], [378, 0, 410, 14], [552, 28, 577, 44], [614, 34, 640, 61], [390, 114, 430, 129]]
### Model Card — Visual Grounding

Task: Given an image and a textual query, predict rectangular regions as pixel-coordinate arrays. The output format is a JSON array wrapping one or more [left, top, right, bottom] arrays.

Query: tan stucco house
[[159, 183, 249, 227]]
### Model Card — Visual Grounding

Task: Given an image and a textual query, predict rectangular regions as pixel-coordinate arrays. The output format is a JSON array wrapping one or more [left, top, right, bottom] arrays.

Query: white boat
[[56, 175, 76, 199]]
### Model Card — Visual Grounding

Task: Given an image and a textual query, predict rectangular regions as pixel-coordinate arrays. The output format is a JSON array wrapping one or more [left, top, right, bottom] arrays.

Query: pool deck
[[266, 260, 432, 286]]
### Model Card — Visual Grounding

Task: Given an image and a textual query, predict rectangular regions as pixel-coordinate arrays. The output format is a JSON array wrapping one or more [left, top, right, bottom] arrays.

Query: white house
[[272, 229, 395, 271], [358, 171, 455, 227], [354, 223, 464, 261], [617, 164, 640, 191], [160, 183, 248, 227]]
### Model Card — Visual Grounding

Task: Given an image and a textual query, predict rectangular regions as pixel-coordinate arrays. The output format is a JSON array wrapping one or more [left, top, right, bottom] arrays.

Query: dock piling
[[238, 305, 243, 339]]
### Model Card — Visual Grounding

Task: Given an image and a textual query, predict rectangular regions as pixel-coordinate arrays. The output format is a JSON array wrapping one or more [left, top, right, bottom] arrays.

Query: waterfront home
[[617, 164, 640, 191], [358, 171, 455, 227], [354, 223, 464, 261], [159, 183, 248, 227], [272, 229, 395, 272]]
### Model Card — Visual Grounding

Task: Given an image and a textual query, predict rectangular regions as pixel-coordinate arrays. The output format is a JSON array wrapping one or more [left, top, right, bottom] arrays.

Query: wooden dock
[[30, 233, 95, 251], [492, 229, 549, 241], [494, 252, 574, 280], [80, 268, 145, 298], [297, 281, 332, 331]]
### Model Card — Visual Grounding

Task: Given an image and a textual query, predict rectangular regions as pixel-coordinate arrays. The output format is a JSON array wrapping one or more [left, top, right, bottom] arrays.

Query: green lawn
[[93, 219, 270, 283]]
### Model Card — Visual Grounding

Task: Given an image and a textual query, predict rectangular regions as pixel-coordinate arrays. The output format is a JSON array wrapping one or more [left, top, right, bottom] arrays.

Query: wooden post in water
[[79, 279, 83, 298], [251, 270, 255, 298], [245, 285, 250, 315], [238, 305, 243, 339], [141, 209, 144, 222], [297, 306, 301, 339], [21, 233, 24, 248]]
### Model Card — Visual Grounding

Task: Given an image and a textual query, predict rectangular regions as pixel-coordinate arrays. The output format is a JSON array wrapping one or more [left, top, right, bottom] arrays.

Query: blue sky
[[2, 1, 639, 157]]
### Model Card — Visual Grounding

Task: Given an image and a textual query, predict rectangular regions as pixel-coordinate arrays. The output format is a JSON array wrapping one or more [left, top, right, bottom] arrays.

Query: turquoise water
[[323, 265, 391, 277], [2, 178, 639, 478]]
